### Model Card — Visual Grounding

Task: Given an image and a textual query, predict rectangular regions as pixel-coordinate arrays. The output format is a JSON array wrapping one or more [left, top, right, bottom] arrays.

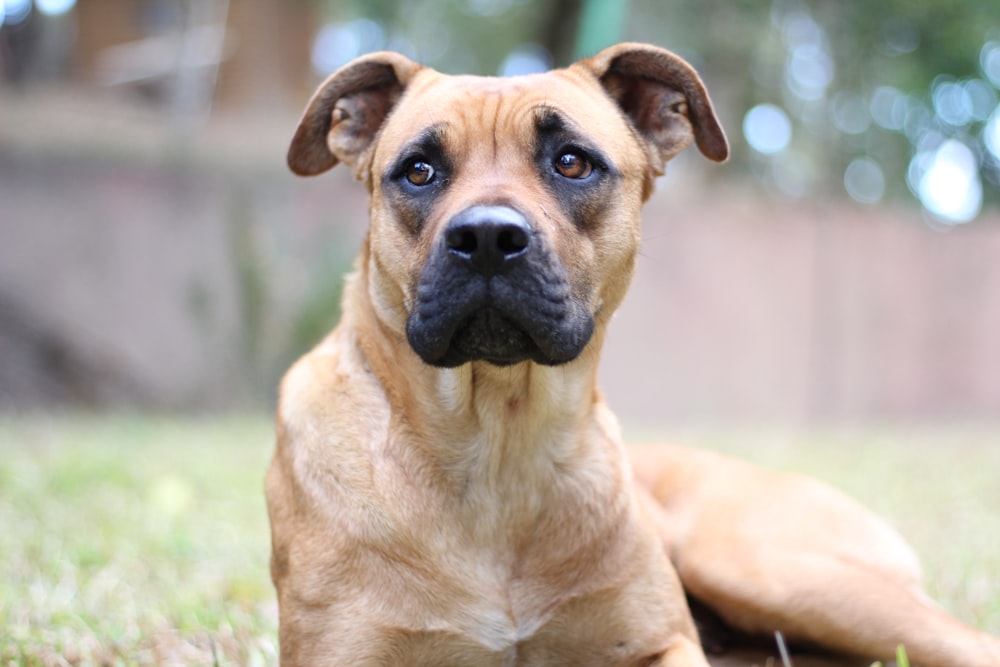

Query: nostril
[[446, 227, 479, 257], [497, 226, 529, 258]]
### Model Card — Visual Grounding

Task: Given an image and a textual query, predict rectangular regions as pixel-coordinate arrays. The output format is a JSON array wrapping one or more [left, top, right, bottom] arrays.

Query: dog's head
[[288, 43, 728, 368]]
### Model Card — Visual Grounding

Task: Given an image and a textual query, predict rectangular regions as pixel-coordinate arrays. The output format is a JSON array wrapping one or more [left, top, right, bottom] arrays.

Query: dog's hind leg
[[630, 444, 1000, 667], [678, 540, 1000, 667]]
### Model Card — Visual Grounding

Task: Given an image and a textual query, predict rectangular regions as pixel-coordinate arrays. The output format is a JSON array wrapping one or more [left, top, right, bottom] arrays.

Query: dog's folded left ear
[[577, 42, 730, 173], [288, 52, 423, 179]]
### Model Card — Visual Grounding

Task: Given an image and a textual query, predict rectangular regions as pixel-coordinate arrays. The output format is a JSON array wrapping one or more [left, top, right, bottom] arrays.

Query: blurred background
[[2, 0, 1000, 425]]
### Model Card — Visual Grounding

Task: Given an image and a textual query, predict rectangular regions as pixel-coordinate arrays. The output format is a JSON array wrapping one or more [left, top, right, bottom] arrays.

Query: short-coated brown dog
[[266, 43, 1000, 666]]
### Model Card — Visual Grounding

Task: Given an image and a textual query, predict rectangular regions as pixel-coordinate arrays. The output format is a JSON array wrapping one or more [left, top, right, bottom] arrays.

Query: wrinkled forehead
[[373, 68, 635, 166]]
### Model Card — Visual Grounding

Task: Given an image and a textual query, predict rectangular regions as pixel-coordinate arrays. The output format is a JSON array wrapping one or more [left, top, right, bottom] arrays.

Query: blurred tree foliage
[[310, 0, 999, 221]]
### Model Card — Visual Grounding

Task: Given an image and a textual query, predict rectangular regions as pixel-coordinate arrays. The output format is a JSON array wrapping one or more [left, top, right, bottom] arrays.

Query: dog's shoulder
[[271, 326, 390, 508], [278, 327, 387, 434]]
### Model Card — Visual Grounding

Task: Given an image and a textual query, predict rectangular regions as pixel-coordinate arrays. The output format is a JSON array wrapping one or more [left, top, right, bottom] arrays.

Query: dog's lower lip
[[449, 308, 535, 361], [412, 305, 592, 368]]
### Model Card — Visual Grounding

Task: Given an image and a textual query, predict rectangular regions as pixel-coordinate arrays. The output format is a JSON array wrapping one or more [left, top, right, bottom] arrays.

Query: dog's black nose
[[444, 205, 531, 275]]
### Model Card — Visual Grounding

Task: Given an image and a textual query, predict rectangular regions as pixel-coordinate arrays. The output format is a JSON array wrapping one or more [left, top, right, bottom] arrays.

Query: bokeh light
[[869, 86, 907, 131], [831, 91, 870, 135], [880, 16, 920, 56], [932, 78, 975, 126], [844, 158, 886, 204], [911, 140, 982, 224], [1, 0, 32, 26], [902, 100, 934, 144], [964, 79, 997, 121], [780, 11, 833, 101], [981, 41, 1000, 87], [786, 45, 833, 101], [35, 0, 76, 16], [311, 19, 385, 75], [743, 104, 792, 154], [984, 107, 1000, 161]]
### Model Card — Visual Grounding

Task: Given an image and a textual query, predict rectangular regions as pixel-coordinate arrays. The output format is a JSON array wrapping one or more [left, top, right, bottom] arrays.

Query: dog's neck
[[343, 261, 624, 487]]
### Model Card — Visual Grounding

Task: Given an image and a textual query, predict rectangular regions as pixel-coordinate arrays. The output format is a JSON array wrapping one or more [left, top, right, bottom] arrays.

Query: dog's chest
[[377, 586, 671, 667], [357, 535, 673, 666], [351, 441, 676, 663]]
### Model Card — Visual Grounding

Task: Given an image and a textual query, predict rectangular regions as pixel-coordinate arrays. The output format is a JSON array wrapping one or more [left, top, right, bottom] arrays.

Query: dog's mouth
[[408, 297, 594, 368], [405, 255, 595, 368], [447, 308, 537, 366], [435, 306, 595, 367]]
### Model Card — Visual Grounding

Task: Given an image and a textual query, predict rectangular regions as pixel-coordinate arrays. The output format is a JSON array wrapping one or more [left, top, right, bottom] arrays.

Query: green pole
[[573, 0, 631, 60]]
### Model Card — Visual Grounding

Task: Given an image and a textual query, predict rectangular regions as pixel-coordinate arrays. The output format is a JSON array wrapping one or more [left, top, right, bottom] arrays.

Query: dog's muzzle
[[405, 205, 595, 367]]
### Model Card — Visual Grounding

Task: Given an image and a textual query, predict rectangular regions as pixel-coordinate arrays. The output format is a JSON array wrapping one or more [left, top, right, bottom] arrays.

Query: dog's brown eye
[[555, 151, 592, 179], [405, 160, 435, 186]]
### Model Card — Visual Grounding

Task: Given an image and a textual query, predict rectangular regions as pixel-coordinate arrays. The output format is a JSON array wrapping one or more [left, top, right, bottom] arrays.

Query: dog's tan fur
[[267, 43, 1000, 666]]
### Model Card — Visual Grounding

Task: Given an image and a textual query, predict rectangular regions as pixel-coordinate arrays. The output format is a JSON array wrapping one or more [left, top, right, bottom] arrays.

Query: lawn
[[1, 415, 998, 666], [0, 415, 276, 667]]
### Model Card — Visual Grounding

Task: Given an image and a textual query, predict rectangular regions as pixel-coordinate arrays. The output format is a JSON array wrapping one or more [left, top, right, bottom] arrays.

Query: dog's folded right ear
[[288, 52, 423, 179]]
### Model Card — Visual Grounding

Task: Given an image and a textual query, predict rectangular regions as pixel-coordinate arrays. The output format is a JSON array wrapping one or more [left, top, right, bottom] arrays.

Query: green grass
[[0, 415, 277, 666], [1, 416, 998, 666]]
